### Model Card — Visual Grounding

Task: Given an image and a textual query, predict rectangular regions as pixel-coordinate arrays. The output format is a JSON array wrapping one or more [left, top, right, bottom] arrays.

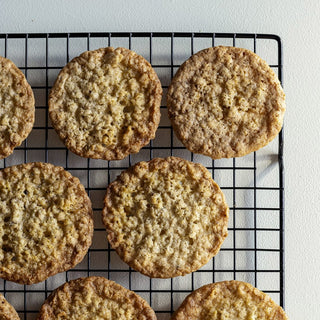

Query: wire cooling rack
[[0, 32, 284, 319]]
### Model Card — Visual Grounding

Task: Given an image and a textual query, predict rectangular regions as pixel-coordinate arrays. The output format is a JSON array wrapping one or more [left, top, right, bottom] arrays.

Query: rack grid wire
[[0, 32, 284, 319]]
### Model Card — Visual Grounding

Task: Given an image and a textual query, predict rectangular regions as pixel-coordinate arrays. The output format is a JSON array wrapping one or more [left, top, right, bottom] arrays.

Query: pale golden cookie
[[172, 281, 288, 320], [0, 162, 93, 284], [37, 276, 157, 320], [0, 294, 20, 320], [0, 56, 35, 159], [103, 157, 229, 278], [167, 46, 286, 159], [49, 47, 162, 160]]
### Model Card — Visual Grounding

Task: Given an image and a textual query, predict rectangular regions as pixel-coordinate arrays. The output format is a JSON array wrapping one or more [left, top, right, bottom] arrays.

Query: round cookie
[[37, 276, 157, 320], [172, 281, 288, 320], [167, 46, 286, 159], [0, 162, 93, 284], [103, 157, 229, 278], [0, 56, 35, 159], [0, 294, 20, 320], [49, 47, 162, 160]]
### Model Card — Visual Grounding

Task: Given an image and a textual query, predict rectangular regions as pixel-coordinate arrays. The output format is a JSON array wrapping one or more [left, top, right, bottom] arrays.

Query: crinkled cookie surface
[[167, 46, 286, 159], [0, 162, 93, 284], [49, 47, 162, 160], [103, 157, 229, 278], [0, 56, 35, 159], [37, 276, 157, 320], [0, 293, 20, 320], [172, 281, 288, 320]]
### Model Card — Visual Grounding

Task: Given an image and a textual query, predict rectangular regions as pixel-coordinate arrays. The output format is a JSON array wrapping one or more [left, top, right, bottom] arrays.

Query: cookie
[[0, 162, 93, 284], [171, 281, 288, 320], [103, 156, 229, 278], [0, 56, 35, 159], [49, 47, 162, 160], [37, 276, 157, 320], [0, 294, 20, 320], [167, 46, 286, 159]]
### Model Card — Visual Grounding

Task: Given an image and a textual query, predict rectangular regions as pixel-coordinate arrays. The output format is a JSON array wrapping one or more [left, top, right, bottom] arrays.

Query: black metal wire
[[211, 33, 216, 285], [0, 32, 282, 40], [170, 32, 174, 316], [253, 34, 258, 289], [277, 35, 285, 309], [0, 32, 284, 317], [149, 33, 154, 310], [86, 32, 91, 280], [232, 34, 237, 283]]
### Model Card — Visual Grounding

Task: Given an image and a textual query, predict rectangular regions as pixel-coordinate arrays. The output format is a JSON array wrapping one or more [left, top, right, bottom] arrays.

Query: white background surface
[[1, 1, 320, 318]]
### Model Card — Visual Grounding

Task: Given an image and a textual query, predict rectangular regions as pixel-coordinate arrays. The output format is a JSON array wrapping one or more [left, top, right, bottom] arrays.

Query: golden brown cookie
[[167, 46, 286, 159], [37, 276, 157, 320], [0, 294, 20, 320], [0, 56, 35, 159], [172, 281, 288, 320], [0, 162, 93, 284], [103, 156, 229, 278], [49, 47, 162, 160]]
